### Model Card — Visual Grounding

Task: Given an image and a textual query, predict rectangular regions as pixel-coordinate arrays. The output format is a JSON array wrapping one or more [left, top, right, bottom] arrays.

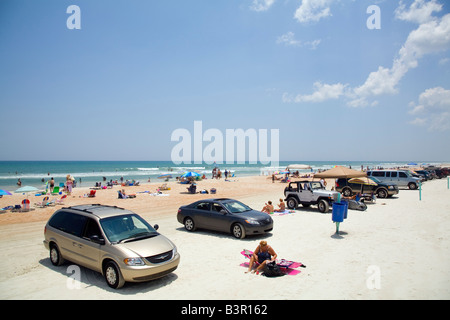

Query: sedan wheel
[[184, 217, 196, 231], [232, 223, 246, 239]]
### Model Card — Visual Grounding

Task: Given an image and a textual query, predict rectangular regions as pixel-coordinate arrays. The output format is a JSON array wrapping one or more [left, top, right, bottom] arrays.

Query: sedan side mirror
[[220, 209, 227, 215], [153, 224, 159, 230]]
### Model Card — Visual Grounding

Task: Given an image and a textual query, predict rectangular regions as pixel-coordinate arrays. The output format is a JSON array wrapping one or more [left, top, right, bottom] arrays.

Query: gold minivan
[[43, 204, 180, 289]]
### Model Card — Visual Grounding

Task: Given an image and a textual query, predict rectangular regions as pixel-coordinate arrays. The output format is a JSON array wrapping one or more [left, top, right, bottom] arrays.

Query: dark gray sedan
[[177, 198, 273, 239]]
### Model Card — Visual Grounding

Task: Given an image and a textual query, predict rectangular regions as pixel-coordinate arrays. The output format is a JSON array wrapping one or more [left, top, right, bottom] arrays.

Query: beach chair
[[55, 194, 67, 205], [88, 190, 96, 198], [159, 183, 169, 190], [21, 199, 32, 212], [51, 186, 60, 195], [36, 196, 50, 208]]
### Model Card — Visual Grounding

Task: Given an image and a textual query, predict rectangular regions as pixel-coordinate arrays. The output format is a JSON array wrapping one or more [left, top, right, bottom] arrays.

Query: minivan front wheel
[[49, 243, 65, 266], [104, 261, 125, 289]]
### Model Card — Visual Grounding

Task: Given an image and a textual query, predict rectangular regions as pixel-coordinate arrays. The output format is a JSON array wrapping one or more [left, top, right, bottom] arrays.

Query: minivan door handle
[[73, 242, 83, 248]]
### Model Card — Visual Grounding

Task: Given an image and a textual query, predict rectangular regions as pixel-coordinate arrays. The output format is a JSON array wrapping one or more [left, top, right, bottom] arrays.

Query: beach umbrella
[[0, 189, 13, 196], [287, 164, 311, 170], [15, 186, 39, 194], [314, 166, 366, 179], [181, 171, 201, 178], [407, 162, 418, 166], [158, 174, 173, 181]]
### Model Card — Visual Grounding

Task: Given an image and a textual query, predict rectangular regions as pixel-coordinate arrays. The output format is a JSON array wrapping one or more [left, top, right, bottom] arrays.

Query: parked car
[[177, 198, 273, 239], [43, 204, 180, 289], [284, 180, 340, 213], [335, 177, 399, 198], [414, 170, 432, 181], [366, 170, 421, 190]]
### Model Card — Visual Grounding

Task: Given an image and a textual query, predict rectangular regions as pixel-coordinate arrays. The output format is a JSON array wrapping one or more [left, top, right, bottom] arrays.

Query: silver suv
[[284, 181, 340, 213], [43, 204, 180, 289]]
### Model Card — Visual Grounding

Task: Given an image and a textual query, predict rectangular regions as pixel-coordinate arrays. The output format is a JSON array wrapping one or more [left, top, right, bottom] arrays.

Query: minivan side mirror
[[90, 235, 105, 245], [153, 224, 159, 230]]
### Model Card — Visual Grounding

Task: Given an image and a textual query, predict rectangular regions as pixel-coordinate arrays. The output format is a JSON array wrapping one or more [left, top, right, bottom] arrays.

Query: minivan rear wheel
[[408, 182, 417, 190], [104, 261, 125, 289], [49, 243, 65, 266]]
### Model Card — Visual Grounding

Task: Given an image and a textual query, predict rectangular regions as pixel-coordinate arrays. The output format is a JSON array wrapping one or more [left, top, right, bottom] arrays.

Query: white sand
[[0, 177, 449, 300]]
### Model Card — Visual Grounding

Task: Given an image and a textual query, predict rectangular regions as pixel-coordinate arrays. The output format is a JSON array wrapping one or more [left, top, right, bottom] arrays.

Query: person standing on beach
[[49, 177, 55, 193]]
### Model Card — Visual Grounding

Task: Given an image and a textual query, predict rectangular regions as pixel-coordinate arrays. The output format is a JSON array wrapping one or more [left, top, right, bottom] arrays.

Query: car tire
[[342, 187, 352, 197], [286, 197, 298, 209], [376, 188, 388, 198], [184, 217, 196, 232], [104, 261, 125, 289], [318, 199, 329, 213], [408, 182, 417, 190], [49, 243, 65, 266], [232, 223, 246, 239]]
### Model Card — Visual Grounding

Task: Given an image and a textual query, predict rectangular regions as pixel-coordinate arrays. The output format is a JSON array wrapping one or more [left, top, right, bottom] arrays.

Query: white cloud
[[294, 0, 336, 23], [395, 0, 443, 24], [250, 0, 275, 12], [276, 32, 321, 49], [285, 0, 450, 108], [283, 82, 347, 103], [409, 87, 450, 131], [277, 32, 302, 47]]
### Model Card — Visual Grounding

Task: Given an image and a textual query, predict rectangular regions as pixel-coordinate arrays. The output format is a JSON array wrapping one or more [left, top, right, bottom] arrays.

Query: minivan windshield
[[100, 214, 159, 244]]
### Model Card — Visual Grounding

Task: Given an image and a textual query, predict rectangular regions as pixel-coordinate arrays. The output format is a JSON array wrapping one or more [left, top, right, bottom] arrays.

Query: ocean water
[[0, 160, 441, 191]]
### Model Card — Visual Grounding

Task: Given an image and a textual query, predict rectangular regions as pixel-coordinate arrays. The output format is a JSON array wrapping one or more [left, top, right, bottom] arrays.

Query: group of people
[[261, 199, 285, 214]]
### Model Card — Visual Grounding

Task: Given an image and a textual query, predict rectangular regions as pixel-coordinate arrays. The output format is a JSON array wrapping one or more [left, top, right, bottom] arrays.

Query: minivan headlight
[[124, 257, 145, 266]]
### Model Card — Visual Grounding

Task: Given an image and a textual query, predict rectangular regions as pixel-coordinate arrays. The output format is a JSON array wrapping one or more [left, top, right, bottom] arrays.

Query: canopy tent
[[314, 166, 367, 179]]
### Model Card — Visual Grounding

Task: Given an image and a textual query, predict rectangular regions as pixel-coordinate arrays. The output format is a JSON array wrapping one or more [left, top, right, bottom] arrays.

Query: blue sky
[[0, 0, 449, 162]]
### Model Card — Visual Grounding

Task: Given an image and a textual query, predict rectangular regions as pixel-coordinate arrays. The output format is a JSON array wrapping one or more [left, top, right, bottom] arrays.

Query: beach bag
[[263, 261, 284, 277]]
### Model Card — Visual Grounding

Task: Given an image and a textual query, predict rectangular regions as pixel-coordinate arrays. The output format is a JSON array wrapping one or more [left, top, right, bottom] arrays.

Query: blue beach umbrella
[[0, 189, 13, 196], [181, 171, 201, 178], [407, 162, 418, 166]]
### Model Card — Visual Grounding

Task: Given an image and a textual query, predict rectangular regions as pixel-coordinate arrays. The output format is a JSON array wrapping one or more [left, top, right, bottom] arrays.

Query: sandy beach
[[0, 175, 449, 300]]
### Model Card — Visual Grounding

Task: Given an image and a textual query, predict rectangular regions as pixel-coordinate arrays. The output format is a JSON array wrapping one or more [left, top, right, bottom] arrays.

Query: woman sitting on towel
[[261, 201, 274, 214], [274, 199, 286, 212], [246, 241, 277, 274]]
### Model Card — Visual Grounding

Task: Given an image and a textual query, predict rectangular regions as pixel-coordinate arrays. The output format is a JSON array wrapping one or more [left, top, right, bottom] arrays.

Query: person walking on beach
[[246, 241, 277, 274]]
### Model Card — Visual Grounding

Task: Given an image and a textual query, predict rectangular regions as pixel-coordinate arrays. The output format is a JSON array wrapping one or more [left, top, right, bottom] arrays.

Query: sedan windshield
[[100, 214, 158, 244], [222, 200, 252, 214]]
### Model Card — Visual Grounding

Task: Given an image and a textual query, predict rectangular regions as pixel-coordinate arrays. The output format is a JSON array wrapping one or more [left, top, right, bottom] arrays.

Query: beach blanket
[[240, 249, 305, 276], [270, 210, 296, 216]]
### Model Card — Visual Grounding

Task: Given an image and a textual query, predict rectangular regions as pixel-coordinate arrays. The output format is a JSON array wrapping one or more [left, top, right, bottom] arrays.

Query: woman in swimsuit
[[246, 241, 277, 274]]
